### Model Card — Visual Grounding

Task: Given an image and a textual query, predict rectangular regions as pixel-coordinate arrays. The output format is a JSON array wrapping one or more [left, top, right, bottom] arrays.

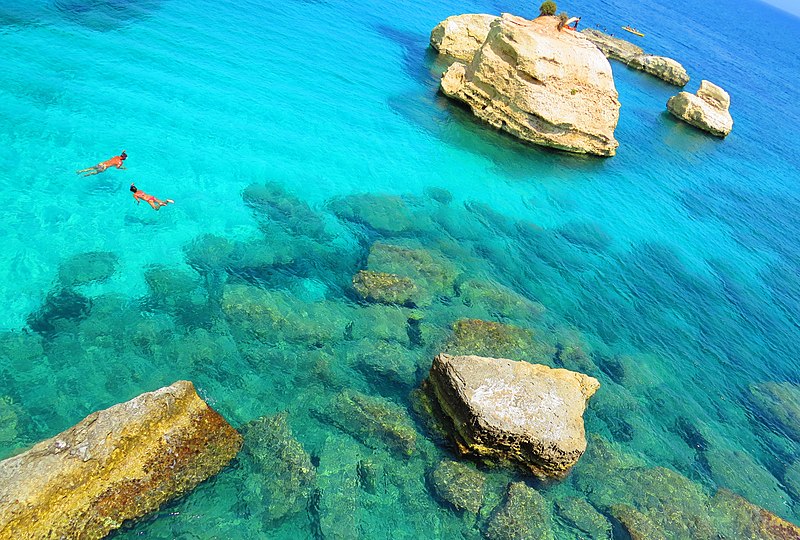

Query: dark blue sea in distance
[[1, 0, 799, 537]]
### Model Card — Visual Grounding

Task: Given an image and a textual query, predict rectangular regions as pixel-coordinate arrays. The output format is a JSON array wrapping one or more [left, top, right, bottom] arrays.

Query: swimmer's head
[[120, 151, 128, 160], [130, 184, 137, 193]]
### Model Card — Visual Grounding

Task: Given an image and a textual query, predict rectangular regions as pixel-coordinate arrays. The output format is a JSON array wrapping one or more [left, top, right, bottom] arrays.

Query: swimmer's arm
[[132, 193, 140, 204]]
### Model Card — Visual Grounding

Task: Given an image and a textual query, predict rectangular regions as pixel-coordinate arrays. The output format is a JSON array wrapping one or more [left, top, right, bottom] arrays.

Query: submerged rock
[[555, 497, 612, 539], [352, 270, 422, 307], [667, 80, 733, 137], [329, 193, 416, 235], [710, 488, 800, 540], [445, 318, 554, 363], [58, 250, 119, 287], [367, 242, 460, 299], [0, 381, 241, 540], [483, 481, 553, 540], [440, 14, 620, 156], [458, 279, 544, 321], [243, 182, 329, 240], [325, 390, 417, 456], [430, 13, 497, 62], [240, 412, 316, 524], [425, 353, 600, 477], [430, 459, 486, 514], [748, 381, 800, 442]]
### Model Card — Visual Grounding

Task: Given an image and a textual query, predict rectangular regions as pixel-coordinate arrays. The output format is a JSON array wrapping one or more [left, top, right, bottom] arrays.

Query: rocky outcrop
[[582, 30, 688, 86], [581, 29, 643, 63], [425, 353, 600, 478], [667, 80, 733, 136], [430, 14, 497, 62], [581, 29, 689, 86], [0, 381, 242, 540], [440, 14, 621, 157], [628, 55, 689, 86]]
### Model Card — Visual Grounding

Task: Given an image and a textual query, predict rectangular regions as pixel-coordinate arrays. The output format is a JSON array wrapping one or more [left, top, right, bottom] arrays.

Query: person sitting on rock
[[564, 16, 581, 30], [76, 150, 128, 177], [130, 183, 174, 211]]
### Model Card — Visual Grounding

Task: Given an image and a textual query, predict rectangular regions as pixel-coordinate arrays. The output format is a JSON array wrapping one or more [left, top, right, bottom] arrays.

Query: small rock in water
[[483, 482, 553, 540], [424, 353, 599, 478], [667, 80, 733, 137], [57, 250, 119, 287], [429, 460, 486, 514]]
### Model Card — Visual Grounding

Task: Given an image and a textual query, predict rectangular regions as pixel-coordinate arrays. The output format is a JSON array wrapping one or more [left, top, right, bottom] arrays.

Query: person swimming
[[130, 184, 174, 211], [76, 150, 127, 177]]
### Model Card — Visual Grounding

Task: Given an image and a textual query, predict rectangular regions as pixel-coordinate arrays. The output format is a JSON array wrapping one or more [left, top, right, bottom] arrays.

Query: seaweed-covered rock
[[430, 460, 486, 514], [350, 340, 420, 391], [0, 381, 242, 540], [315, 435, 364, 539], [329, 193, 415, 235], [221, 283, 345, 346], [749, 381, 800, 442], [27, 288, 92, 336], [555, 497, 612, 539], [704, 444, 791, 516], [367, 242, 460, 299], [58, 251, 119, 287], [710, 488, 800, 540], [425, 353, 600, 477], [611, 504, 665, 540], [0, 396, 21, 446], [240, 412, 316, 523], [184, 234, 234, 275], [352, 270, 423, 307], [444, 319, 554, 363], [458, 279, 544, 320], [483, 482, 553, 540], [325, 390, 417, 456], [243, 182, 328, 240]]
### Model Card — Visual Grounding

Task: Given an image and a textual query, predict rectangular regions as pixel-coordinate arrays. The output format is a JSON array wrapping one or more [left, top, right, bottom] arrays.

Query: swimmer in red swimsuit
[[130, 184, 174, 211], [77, 150, 127, 177]]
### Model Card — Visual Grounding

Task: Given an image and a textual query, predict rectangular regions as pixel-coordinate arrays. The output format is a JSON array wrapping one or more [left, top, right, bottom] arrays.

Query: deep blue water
[[1, 0, 799, 537]]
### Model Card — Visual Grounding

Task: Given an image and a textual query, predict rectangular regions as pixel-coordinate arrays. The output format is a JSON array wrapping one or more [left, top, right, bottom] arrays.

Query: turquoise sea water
[[2, 0, 800, 537]]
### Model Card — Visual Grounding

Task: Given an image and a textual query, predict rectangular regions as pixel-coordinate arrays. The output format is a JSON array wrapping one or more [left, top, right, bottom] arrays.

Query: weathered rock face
[[440, 14, 621, 157], [0, 381, 242, 540], [430, 13, 497, 62], [581, 29, 689, 86], [628, 55, 689, 86], [425, 353, 600, 478], [667, 80, 733, 136]]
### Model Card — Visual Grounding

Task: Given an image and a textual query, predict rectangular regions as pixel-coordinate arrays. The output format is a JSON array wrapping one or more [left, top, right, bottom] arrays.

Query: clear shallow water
[[1, 0, 800, 537]]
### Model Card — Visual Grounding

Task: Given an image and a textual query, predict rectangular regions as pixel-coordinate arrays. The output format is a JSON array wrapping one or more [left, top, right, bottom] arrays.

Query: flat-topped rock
[[430, 13, 497, 62], [425, 353, 600, 478], [581, 29, 689, 86], [0, 381, 242, 540], [667, 80, 733, 136], [439, 14, 620, 156]]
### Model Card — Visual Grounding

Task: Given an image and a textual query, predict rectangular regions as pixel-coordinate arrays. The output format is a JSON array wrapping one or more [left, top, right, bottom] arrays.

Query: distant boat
[[622, 25, 645, 37]]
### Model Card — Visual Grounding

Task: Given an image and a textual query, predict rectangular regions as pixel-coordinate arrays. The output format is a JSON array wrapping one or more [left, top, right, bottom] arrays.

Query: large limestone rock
[[667, 80, 733, 136], [425, 353, 600, 478], [0, 381, 242, 540], [440, 14, 621, 157], [430, 13, 497, 62], [582, 29, 689, 86]]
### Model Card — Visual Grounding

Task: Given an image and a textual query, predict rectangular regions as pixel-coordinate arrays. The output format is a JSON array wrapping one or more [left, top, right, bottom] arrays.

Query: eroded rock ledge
[[581, 29, 690, 86], [423, 353, 600, 478], [0, 381, 242, 540], [437, 14, 621, 157]]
